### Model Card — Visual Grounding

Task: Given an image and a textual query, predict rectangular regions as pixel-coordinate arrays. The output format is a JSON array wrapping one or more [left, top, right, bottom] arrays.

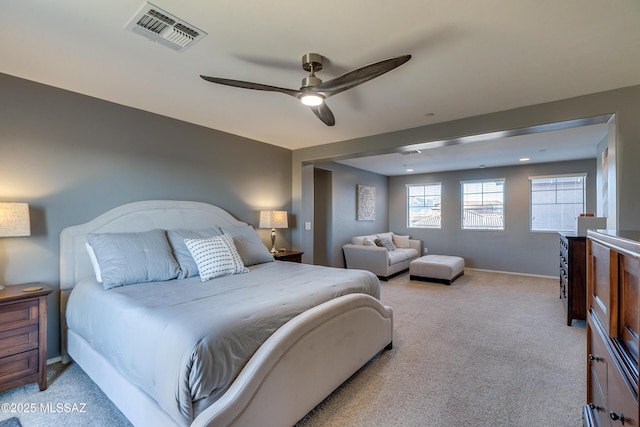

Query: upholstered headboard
[[59, 200, 247, 361], [60, 200, 247, 291]]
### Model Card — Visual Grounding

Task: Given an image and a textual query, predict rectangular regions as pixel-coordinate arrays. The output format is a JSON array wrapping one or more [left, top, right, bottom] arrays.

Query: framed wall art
[[357, 185, 376, 221]]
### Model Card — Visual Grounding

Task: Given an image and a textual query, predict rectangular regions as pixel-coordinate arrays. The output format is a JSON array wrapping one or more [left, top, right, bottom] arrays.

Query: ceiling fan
[[200, 53, 411, 126]]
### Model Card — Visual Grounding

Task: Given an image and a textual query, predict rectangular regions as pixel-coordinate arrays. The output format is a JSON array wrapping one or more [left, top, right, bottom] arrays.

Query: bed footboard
[[192, 293, 393, 427]]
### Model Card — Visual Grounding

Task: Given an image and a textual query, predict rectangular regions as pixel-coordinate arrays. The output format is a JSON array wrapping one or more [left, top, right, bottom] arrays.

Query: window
[[530, 174, 586, 232], [461, 179, 505, 230], [407, 183, 442, 228]]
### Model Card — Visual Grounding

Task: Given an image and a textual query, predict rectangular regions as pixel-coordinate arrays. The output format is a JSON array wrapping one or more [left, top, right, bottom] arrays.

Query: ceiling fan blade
[[310, 103, 336, 126], [314, 55, 411, 97], [200, 75, 301, 98]]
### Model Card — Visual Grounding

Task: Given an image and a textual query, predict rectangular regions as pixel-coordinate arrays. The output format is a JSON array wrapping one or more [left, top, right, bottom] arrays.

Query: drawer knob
[[588, 354, 601, 362], [589, 403, 600, 411], [609, 411, 625, 423]]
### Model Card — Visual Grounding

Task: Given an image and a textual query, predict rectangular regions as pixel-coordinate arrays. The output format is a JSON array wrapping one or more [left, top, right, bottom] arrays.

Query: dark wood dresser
[[0, 283, 52, 392], [583, 230, 639, 427], [558, 232, 586, 326]]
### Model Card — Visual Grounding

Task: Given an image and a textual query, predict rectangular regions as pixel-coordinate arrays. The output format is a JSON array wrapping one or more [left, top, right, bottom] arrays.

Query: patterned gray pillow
[[375, 237, 397, 251], [167, 228, 220, 278], [184, 234, 249, 281]]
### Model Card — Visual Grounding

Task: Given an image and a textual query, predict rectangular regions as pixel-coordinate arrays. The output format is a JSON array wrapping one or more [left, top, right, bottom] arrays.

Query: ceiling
[[2, 1, 639, 161], [335, 120, 610, 175]]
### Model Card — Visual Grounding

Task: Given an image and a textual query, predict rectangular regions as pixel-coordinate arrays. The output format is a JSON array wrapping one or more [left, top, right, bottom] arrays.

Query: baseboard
[[47, 356, 63, 365], [465, 267, 556, 280]]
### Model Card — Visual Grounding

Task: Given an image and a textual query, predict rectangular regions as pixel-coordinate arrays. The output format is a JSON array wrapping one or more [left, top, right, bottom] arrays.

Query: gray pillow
[[221, 224, 274, 266], [375, 237, 396, 251], [167, 228, 220, 278], [87, 229, 180, 289]]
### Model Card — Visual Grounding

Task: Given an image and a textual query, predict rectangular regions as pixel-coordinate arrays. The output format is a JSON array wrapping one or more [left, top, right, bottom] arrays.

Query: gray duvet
[[66, 261, 380, 425]]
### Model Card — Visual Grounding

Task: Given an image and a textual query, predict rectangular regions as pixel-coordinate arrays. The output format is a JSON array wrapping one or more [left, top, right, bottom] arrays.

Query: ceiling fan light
[[300, 94, 324, 106]]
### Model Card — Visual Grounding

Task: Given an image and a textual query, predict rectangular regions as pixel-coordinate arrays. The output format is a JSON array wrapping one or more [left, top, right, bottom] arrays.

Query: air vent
[[126, 2, 207, 52]]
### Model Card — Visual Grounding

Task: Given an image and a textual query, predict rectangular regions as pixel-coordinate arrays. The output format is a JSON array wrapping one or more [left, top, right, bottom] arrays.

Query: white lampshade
[[0, 203, 31, 237], [259, 210, 288, 229]]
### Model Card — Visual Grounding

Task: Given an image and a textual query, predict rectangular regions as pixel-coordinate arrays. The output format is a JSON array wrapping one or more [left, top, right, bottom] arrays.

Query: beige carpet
[[0, 269, 585, 426], [297, 269, 585, 427]]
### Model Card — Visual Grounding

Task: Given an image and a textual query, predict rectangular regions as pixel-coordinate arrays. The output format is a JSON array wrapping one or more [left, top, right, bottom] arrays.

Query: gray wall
[[389, 159, 597, 276], [292, 85, 640, 265], [313, 167, 331, 266], [313, 162, 389, 268], [0, 73, 292, 359]]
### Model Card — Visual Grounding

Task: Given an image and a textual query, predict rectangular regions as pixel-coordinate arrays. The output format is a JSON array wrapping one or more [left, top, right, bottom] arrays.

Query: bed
[[60, 200, 393, 427]]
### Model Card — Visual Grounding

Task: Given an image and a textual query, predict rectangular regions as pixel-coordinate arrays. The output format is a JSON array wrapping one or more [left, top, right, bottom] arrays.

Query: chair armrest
[[342, 244, 390, 277], [408, 239, 423, 255]]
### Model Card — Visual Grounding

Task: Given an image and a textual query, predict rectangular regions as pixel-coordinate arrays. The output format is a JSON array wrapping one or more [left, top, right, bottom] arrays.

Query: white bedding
[[66, 261, 380, 426]]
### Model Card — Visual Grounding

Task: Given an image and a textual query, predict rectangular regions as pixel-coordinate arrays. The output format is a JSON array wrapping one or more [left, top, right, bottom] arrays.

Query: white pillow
[[376, 232, 394, 241], [184, 234, 249, 282], [351, 236, 366, 245], [392, 233, 411, 248], [85, 242, 103, 283]]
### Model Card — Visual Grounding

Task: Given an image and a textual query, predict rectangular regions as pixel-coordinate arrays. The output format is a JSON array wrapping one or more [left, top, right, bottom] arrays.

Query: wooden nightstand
[[0, 283, 52, 392], [273, 250, 304, 263]]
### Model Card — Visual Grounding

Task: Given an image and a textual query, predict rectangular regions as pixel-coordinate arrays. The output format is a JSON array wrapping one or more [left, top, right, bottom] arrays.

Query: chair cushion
[[388, 249, 409, 265]]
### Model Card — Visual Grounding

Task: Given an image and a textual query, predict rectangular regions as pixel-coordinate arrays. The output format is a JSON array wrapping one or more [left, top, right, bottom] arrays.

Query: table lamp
[[259, 210, 288, 254], [0, 203, 31, 290]]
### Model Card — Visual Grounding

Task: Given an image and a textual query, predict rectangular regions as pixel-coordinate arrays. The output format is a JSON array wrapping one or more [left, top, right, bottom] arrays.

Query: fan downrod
[[302, 53, 323, 73], [301, 53, 324, 88]]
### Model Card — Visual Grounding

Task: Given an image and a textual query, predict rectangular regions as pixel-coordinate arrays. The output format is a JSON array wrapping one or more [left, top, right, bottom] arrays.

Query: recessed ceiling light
[[406, 168, 414, 172], [520, 157, 530, 162]]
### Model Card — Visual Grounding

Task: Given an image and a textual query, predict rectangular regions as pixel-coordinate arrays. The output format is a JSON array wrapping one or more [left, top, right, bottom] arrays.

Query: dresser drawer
[[588, 316, 639, 427], [586, 370, 609, 427], [589, 240, 612, 332], [0, 325, 38, 358], [588, 318, 611, 399], [607, 357, 639, 426], [618, 253, 639, 366], [0, 300, 39, 333], [0, 349, 38, 387]]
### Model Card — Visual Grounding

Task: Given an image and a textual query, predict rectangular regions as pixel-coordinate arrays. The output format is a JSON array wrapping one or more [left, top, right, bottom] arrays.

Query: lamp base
[[270, 228, 278, 254]]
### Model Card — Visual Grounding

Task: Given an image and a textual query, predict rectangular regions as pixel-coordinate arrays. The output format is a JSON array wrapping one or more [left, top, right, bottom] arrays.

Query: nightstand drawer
[[0, 284, 51, 392], [0, 325, 38, 357], [0, 300, 39, 332], [0, 349, 38, 386]]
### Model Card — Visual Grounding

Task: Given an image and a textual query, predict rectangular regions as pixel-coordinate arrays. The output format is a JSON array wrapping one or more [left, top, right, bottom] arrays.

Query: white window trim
[[529, 173, 587, 233], [460, 178, 505, 231], [407, 183, 442, 229]]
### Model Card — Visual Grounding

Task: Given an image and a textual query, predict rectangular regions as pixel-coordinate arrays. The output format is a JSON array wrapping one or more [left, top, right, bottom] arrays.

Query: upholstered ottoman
[[409, 255, 465, 285]]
